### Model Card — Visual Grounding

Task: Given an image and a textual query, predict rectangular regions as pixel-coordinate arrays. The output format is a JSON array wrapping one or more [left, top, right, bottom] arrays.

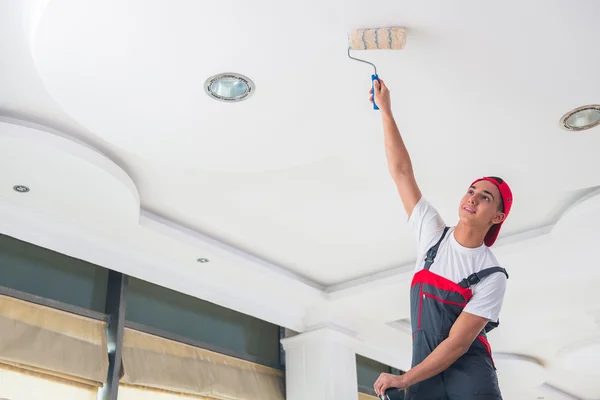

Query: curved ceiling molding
[[550, 186, 600, 240], [557, 337, 600, 375], [139, 209, 327, 295], [0, 117, 140, 230], [493, 353, 547, 388], [538, 383, 582, 400]]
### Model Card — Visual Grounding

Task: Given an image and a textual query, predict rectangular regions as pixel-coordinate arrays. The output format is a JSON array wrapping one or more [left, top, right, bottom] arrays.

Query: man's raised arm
[[371, 79, 422, 217]]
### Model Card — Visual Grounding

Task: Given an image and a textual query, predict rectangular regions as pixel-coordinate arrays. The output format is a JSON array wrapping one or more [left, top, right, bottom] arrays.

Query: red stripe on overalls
[[412, 269, 473, 329], [411, 269, 473, 300], [412, 269, 497, 368], [477, 335, 496, 368]]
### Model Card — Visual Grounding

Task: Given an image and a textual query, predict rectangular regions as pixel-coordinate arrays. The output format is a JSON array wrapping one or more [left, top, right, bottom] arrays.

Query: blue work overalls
[[406, 227, 508, 400]]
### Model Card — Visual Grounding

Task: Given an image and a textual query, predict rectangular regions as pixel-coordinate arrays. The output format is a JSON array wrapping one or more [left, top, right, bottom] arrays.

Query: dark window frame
[[0, 284, 109, 322], [0, 235, 285, 399]]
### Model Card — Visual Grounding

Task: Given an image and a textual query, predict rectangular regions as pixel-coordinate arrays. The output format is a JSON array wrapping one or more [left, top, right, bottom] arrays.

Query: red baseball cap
[[470, 176, 513, 247]]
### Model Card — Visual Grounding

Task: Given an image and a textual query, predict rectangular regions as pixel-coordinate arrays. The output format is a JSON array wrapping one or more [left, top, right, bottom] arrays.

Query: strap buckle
[[467, 273, 481, 286], [425, 249, 437, 264]]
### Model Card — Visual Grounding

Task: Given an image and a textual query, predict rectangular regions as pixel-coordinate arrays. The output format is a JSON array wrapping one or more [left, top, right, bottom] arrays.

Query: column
[[281, 326, 359, 400]]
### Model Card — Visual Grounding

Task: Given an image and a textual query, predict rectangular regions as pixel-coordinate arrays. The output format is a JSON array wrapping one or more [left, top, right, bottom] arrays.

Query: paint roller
[[347, 27, 406, 110]]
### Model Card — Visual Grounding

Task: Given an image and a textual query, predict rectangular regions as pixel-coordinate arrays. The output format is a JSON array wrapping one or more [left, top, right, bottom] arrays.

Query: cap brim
[[485, 223, 502, 247]]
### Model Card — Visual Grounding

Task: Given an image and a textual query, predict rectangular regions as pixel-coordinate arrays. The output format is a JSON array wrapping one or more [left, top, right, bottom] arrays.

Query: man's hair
[[488, 176, 505, 213]]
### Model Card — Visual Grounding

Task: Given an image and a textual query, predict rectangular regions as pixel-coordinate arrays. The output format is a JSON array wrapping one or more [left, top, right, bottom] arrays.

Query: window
[[0, 233, 283, 399], [0, 364, 98, 400], [356, 354, 405, 397], [0, 234, 108, 312], [118, 384, 200, 400], [117, 328, 284, 400], [126, 277, 281, 367]]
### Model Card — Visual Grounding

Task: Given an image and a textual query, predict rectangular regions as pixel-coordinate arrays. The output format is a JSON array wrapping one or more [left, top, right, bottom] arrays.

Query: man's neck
[[453, 222, 488, 248]]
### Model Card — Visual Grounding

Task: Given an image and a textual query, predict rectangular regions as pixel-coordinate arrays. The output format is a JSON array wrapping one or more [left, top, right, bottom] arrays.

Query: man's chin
[[458, 211, 478, 221]]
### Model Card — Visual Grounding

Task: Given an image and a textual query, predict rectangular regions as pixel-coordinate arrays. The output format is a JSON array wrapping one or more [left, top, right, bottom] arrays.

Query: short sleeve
[[408, 197, 446, 252], [464, 273, 507, 322]]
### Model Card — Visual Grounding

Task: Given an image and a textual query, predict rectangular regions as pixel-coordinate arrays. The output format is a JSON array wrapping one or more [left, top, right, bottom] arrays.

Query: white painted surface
[[0, 0, 599, 398], [0, 118, 140, 231], [493, 353, 547, 389], [557, 338, 600, 374], [281, 327, 359, 400], [27, 0, 600, 284]]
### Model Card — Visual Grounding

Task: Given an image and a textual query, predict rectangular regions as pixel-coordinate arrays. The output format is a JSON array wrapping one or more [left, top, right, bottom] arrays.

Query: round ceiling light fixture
[[204, 73, 255, 103], [560, 105, 600, 131], [13, 185, 30, 193], [196, 258, 209, 263]]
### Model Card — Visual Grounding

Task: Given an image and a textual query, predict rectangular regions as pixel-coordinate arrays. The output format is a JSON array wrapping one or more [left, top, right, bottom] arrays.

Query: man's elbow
[[389, 164, 414, 180], [448, 336, 471, 357], [456, 342, 471, 356]]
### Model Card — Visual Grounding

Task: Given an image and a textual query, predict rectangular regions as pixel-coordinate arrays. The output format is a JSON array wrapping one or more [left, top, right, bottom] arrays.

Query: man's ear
[[492, 212, 506, 225]]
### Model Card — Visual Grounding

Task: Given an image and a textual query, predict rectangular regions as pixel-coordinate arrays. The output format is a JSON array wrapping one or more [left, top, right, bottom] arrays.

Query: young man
[[370, 79, 513, 400]]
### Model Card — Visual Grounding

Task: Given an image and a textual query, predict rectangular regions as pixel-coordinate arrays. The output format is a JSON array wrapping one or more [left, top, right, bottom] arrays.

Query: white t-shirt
[[408, 196, 507, 322]]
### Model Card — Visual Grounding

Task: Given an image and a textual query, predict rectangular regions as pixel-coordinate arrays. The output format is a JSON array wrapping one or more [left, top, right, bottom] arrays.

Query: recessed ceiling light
[[560, 105, 600, 131], [13, 185, 30, 193], [197, 258, 209, 263], [204, 73, 255, 103]]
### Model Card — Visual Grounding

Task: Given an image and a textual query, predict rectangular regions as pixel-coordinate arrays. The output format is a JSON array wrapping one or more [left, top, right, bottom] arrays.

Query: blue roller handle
[[372, 74, 379, 110]]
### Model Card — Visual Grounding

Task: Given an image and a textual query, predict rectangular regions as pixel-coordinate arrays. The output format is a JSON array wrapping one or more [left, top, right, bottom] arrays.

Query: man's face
[[458, 180, 506, 227]]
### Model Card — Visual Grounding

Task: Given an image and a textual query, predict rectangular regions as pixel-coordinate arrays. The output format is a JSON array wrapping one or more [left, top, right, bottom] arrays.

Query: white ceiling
[[1, 0, 600, 398]]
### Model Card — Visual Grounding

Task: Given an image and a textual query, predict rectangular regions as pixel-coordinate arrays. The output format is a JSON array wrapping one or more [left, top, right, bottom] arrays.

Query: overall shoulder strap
[[424, 227, 449, 270], [458, 266, 509, 288]]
